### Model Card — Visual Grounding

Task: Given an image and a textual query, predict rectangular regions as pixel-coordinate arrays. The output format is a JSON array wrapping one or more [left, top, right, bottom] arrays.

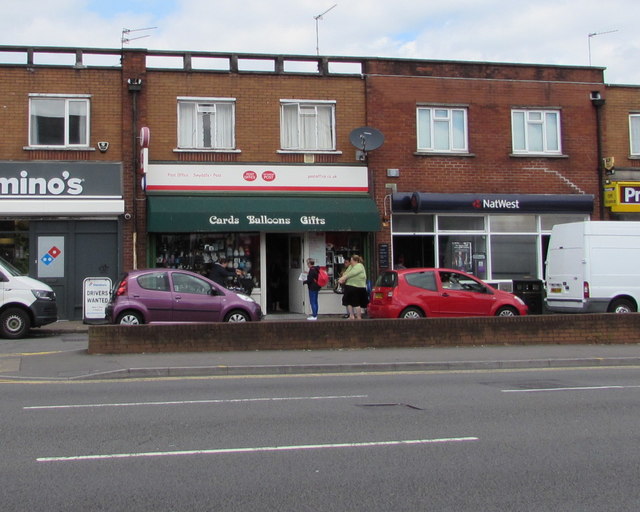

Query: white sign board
[[145, 164, 369, 193], [83, 277, 112, 322]]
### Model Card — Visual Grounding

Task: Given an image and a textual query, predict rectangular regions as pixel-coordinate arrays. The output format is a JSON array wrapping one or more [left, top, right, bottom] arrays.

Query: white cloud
[[1, 0, 638, 83]]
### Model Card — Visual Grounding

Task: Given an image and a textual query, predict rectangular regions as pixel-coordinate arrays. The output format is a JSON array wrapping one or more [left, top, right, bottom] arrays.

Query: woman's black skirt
[[342, 284, 369, 308]]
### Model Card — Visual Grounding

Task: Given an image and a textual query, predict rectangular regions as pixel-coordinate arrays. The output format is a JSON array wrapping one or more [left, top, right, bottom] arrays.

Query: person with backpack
[[303, 258, 325, 320]]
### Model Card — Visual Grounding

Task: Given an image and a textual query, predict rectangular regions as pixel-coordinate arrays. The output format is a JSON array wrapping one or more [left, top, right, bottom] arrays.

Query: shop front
[[389, 192, 593, 289], [0, 162, 124, 319], [145, 164, 380, 315]]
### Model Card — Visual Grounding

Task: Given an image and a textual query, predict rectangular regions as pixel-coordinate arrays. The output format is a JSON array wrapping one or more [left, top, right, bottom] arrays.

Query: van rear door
[[545, 246, 585, 311]]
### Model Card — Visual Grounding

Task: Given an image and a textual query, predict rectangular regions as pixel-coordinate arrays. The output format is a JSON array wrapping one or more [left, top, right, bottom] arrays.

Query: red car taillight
[[583, 281, 590, 299], [115, 279, 128, 297]]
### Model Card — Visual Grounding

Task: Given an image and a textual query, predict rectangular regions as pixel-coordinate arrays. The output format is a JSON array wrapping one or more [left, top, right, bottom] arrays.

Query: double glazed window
[[629, 114, 640, 156], [281, 101, 335, 151], [29, 95, 89, 147], [178, 98, 235, 149], [512, 109, 561, 155], [417, 107, 468, 152]]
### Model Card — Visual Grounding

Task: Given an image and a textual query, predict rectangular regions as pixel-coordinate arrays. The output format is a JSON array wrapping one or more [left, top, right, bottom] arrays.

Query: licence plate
[[374, 292, 383, 299], [550, 287, 562, 294]]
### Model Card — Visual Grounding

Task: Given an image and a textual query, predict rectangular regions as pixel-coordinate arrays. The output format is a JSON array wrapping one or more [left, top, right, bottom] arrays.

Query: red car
[[368, 268, 528, 319]]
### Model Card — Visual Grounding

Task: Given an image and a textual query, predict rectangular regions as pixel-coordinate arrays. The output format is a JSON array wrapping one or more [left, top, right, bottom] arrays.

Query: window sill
[[173, 148, 241, 153], [509, 153, 568, 158], [24, 146, 95, 151], [628, 155, 640, 160], [414, 151, 475, 157], [277, 150, 342, 155]]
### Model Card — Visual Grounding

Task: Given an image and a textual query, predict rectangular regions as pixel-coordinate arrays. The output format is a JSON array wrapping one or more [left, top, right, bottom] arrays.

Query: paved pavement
[[1, 315, 640, 381]]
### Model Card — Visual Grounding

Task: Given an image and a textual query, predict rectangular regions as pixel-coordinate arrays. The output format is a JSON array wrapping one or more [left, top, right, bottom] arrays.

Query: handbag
[[333, 281, 344, 294]]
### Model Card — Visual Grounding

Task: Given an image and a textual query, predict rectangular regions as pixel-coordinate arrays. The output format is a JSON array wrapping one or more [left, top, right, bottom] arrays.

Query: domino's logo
[[41, 246, 62, 266]]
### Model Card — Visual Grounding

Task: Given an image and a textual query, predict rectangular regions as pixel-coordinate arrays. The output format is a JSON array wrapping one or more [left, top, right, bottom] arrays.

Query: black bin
[[512, 278, 544, 315]]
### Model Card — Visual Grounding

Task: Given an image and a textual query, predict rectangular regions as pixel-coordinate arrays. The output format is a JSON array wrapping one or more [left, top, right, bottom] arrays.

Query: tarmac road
[[1, 317, 640, 381]]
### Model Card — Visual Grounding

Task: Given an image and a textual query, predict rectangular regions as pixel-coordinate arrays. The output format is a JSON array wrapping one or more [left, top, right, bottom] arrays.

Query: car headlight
[[237, 294, 256, 303], [32, 289, 55, 300]]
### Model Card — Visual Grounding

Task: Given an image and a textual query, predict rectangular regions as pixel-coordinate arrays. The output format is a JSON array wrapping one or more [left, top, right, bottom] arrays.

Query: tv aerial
[[121, 27, 158, 48], [314, 4, 337, 56], [349, 126, 384, 161]]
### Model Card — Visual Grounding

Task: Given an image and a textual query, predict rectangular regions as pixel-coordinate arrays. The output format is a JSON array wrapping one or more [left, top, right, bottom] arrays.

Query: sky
[[1, 0, 639, 84]]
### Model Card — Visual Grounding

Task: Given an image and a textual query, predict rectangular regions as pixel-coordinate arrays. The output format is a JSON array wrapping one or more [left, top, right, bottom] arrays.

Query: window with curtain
[[280, 101, 335, 151], [417, 107, 468, 152], [511, 109, 561, 155], [29, 96, 89, 147], [630, 114, 640, 155], [178, 99, 235, 149]]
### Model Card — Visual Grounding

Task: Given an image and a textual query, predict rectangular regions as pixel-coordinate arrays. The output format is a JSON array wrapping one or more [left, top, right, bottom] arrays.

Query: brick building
[[364, 59, 605, 287], [0, 45, 624, 319], [601, 84, 640, 218]]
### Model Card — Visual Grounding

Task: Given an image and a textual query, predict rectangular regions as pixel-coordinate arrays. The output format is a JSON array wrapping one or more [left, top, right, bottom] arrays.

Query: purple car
[[105, 269, 262, 324]]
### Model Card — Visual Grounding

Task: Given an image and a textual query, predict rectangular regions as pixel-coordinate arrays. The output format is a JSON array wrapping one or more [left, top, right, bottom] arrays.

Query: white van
[[0, 256, 58, 338], [545, 221, 640, 314]]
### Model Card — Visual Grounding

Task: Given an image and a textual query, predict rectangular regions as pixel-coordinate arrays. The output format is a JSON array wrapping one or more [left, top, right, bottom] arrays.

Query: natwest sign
[[394, 192, 593, 214]]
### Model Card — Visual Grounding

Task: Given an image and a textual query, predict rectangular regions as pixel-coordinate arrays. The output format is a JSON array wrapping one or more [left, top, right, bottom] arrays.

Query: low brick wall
[[87, 314, 640, 354]]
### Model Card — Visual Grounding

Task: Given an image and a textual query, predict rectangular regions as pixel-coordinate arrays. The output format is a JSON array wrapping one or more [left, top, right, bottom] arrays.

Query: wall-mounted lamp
[[127, 78, 143, 91], [386, 168, 400, 178]]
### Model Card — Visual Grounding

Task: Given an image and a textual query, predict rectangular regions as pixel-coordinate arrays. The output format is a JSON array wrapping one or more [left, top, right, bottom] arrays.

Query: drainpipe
[[128, 78, 143, 269], [591, 91, 605, 220]]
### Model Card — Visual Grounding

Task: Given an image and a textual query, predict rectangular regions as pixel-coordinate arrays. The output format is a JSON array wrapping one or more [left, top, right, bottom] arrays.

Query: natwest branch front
[[144, 163, 380, 315]]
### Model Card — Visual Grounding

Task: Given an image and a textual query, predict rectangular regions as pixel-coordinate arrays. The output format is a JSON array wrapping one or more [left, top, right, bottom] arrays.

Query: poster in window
[[451, 241, 472, 272]]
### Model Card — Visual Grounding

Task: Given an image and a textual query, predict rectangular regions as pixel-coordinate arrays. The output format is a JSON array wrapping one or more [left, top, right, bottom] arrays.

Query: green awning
[[147, 196, 381, 232]]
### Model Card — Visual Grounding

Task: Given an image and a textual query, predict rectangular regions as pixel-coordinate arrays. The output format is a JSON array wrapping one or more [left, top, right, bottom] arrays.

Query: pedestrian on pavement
[[303, 258, 321, 320], [338, 254, 369, 320]]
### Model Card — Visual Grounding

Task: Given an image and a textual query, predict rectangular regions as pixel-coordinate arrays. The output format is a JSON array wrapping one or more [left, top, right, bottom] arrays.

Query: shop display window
[[0, 220, 30, 274], [154, 233, 260, 288], [324, 233, 364, 287]]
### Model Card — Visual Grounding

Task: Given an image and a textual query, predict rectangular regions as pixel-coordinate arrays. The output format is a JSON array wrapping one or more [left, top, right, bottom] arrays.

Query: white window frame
[[629, 114, 640, 156], [28, 93, 90, 148], [511, 109, 562, 155], [177, 97, 236, 150], [280, 100, 336, 152], [416, 106, 468, 153]]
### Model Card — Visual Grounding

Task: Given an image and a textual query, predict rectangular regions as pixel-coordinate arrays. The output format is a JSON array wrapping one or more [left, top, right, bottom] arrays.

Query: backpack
[[316, 267, 329, 287]]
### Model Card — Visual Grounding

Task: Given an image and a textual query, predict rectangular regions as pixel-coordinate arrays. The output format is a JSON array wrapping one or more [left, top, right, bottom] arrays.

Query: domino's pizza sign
[[37, 236, 64, 278]]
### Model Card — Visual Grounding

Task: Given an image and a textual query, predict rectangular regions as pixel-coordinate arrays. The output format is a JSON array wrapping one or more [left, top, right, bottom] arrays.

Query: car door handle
[[442, 293, 450, 297]]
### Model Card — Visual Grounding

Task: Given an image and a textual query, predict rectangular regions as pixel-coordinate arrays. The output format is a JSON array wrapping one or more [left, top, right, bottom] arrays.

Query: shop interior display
[[155, 233, 260, 288]]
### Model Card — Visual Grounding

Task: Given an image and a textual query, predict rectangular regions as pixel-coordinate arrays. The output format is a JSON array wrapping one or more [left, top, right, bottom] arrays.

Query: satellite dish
[[349, 126, 384, 152]]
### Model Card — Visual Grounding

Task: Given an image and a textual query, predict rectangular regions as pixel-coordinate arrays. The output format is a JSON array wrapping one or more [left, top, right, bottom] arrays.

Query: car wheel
[[399, 307, 425, 319], [496, 306, 519, 317], [224, 310, 250, 322], [0, 307, 31, 339], [116, 311, 143, 325], [608, 298, 636, 314]]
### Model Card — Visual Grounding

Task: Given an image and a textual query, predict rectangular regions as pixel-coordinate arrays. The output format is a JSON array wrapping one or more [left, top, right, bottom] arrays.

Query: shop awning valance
[[147, 195, 381, 232]]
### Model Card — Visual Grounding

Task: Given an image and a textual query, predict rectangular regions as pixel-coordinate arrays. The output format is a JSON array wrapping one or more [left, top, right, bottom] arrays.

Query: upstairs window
[[280, 100, 335, 151], [417, 107, 468, 152], [178, 98, 235, 149], [29, 95, 89, 147], [630, 114, 640, 155], [512, 109, 561, 155]]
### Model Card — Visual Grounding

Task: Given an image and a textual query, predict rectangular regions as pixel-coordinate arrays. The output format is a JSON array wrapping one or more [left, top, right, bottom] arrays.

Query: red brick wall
[[602, 85, 640, 170], [88, 313, 640, 354], [0, 67, 123, 160], [144, 72, 366, 163]]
